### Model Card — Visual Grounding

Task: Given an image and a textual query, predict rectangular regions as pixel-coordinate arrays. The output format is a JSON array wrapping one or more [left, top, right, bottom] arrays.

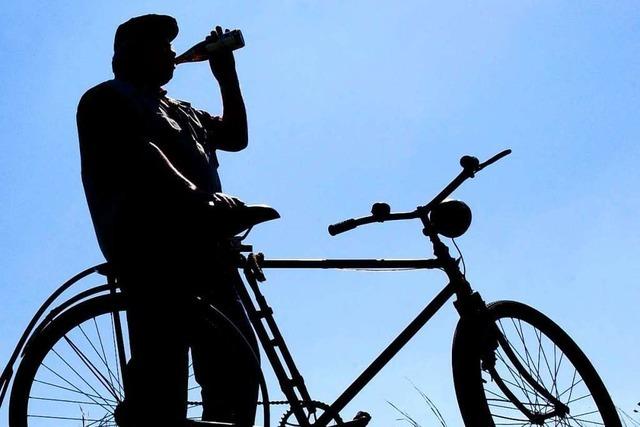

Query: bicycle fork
[[455, 292, 570, 425]]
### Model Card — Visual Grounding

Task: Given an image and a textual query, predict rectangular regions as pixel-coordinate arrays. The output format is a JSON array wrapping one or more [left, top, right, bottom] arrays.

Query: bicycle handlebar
[[328, 210, 420, 236], [328, 218, 359, 236], [328, 149, 512, 236]]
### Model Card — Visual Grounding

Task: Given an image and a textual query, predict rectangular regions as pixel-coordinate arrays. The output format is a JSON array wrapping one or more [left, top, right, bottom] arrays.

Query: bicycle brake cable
[[451, 238, 466, 277]]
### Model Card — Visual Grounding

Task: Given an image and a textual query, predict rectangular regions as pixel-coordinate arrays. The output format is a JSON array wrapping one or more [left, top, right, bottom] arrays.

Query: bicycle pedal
[[340, 411, 371, 426]]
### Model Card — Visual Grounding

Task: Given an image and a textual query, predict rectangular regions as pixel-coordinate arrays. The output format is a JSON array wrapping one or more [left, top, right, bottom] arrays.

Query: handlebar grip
[[328, 219, 358, 236], [479, 149, 512, 170]]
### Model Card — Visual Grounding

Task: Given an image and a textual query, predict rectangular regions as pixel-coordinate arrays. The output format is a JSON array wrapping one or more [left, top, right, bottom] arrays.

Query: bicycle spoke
[[486, 388, 515, 402], [61, 336, 121, 401], [27, 414, 106, 422], [76, 321, 124, 404], [535, 328, 556, 396], [488, 400, 552, 411], [492, 413, 531, 422], [566, 393, 593, 405], [85, 413, 116, 427], [89, 317, 124, 398], [570, 409, 602, 419], [557, 370, 581, 400], [495, 349, 539, 400], [570, 419, 603, 426], [492, 369, 536, 399], [109, 312, 125, 400], [32, 378, 115, 404], [498, 320, 537, 409], [30, 395, 110, 406], [38, 360, 115, 411], [513, 319, 539, 381], [534, 327, 546, 392]]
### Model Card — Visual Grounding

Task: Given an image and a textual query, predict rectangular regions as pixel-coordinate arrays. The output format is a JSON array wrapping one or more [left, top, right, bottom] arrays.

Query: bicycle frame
[[237, 240, 476, 427]]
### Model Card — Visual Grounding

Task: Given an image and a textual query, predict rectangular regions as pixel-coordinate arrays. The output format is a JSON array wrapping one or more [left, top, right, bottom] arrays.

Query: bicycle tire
[[9, 293, 267, 427], [452, 300, 621, 426]]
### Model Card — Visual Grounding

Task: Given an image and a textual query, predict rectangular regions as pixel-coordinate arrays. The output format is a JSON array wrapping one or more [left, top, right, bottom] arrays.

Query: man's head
[[112, 14, 178, 87]]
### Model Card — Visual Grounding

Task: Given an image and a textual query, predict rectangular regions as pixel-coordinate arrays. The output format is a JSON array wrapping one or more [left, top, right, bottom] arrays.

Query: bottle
[[175, 29, 245, 64]]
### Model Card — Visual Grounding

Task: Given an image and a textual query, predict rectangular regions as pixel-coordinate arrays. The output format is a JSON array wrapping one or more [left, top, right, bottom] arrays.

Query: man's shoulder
[[80, 80, 117, 100], [78, 80, 136, 112]]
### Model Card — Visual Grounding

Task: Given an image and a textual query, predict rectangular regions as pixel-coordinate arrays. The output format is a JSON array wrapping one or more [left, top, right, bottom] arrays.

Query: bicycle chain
[[187, 399, 292, 406]]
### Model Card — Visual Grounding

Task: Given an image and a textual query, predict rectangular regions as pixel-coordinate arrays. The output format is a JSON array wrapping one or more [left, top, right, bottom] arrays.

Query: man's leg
[[190, 271, 260, 426], [120, 274, 191, 426]]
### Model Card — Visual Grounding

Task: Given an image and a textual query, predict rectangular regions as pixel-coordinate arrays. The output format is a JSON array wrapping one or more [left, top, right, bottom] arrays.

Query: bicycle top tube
[[258, 258, 441, 270]]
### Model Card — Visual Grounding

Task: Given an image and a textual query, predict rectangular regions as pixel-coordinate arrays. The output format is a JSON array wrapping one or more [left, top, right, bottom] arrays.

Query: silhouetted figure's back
[[77, 14, 258, 426]]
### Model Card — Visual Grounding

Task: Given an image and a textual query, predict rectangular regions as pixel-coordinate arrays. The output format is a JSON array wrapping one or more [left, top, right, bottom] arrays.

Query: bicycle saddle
[[214, 204, 280, 237]]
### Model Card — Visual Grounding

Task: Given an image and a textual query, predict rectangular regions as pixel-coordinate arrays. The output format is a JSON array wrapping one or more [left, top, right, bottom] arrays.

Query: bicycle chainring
[[279, 401, 343, 427]]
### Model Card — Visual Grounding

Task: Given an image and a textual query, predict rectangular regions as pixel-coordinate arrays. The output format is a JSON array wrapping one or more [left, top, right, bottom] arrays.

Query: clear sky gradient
[[1, 1, 639, 425]]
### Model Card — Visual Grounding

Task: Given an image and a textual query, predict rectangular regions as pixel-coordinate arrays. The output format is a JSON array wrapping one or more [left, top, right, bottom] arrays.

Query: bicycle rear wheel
[[452, 300, 621, 426], [8, 294, 207, 427]]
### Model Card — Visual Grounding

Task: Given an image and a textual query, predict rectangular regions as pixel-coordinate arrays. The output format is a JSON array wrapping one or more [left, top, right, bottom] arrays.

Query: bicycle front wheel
[[452, 300, 621, 426]]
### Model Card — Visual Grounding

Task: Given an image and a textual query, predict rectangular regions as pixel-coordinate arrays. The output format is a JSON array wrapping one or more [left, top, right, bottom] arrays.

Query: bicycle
[[0, 149, 622, 426]]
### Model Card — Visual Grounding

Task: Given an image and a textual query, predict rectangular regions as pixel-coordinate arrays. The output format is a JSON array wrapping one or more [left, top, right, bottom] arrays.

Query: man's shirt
[[77, 79, 226, 263]]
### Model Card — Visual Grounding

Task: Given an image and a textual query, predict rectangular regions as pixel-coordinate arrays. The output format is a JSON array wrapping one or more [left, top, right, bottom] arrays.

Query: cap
[[114, 14, 178, 52]]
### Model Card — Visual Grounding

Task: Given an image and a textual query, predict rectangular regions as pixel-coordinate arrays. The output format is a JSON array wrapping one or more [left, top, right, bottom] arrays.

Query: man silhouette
[[77, 14, 259, 426]]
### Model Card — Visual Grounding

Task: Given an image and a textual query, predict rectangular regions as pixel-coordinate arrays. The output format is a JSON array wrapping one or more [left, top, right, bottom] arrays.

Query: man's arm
[[147, 141, 242, 208], [207, 26, 248, 152]]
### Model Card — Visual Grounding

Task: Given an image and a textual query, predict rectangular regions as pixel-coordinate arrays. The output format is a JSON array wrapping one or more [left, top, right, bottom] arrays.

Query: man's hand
[[207, 26, 238, 84], [206, 192, 251, 237], [208, 192, 245, 209]]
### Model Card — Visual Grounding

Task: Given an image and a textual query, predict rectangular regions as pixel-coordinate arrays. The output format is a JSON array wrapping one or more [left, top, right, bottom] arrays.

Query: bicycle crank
[[279, 401, 371, 427]]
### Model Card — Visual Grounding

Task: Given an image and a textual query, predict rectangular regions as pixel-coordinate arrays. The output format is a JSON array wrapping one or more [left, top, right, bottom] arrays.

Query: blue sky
[[1, 1, 639, 425]]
